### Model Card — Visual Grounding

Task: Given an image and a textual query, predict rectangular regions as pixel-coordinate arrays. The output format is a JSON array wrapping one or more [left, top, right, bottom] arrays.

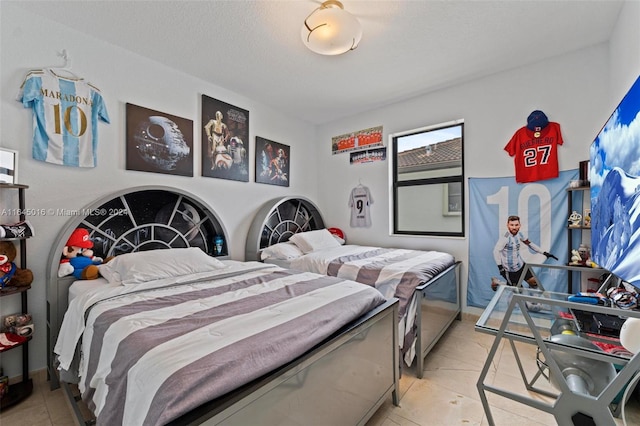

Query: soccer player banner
[[467, 169, 578, 308]]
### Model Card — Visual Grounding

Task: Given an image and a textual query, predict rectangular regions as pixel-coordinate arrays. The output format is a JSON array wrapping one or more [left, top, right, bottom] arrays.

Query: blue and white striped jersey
[[17, 69, 110, 167], [493, 231, 543, 272]]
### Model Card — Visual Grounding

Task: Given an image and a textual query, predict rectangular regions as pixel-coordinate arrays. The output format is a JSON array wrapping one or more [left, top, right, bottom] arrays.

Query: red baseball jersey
[[504, 121, 563, 183]]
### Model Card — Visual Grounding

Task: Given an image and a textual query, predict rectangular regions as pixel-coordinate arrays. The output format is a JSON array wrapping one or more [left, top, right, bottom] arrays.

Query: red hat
[[327, 227, 345, 240], [66, 228, 93, 249]]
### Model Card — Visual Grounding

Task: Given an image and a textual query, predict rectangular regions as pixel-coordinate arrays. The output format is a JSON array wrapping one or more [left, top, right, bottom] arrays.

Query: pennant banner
[[467, 169, 579, 308]]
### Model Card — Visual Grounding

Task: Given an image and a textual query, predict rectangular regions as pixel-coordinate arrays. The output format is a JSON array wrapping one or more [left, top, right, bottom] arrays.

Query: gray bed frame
[[246, 196, 462, 379], [46, 186, 399, 425]]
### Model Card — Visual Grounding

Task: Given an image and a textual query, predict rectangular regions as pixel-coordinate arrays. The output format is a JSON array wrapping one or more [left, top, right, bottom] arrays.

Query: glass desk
[[475, 285, 640, 426], [515, 262, 610, 293]]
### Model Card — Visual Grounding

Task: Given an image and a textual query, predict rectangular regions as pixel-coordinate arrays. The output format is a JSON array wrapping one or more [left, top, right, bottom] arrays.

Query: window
[[390, 120, 464, 237]]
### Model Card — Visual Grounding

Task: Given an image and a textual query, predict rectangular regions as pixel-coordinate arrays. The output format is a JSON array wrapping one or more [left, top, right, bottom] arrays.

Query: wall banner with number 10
[[467, 169, 578, 308]]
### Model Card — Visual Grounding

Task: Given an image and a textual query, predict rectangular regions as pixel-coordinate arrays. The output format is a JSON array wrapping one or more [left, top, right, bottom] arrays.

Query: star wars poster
[[255, 137, 290, 187], [126, 103, 193, 176], [201, 95, 249, 182]]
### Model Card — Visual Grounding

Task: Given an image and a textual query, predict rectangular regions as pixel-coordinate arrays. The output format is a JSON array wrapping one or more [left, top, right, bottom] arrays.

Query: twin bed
[[245, 196, 462, 378], [46, 187, 399, 425]]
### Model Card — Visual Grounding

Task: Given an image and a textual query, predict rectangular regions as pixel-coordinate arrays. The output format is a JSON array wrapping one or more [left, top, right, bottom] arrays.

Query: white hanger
[[48, 49, 82, 80]]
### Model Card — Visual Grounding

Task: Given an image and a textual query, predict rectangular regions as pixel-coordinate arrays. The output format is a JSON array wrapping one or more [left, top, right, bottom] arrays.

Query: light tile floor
[[367, 318, 640, 426], [1, 318, 639, 425]]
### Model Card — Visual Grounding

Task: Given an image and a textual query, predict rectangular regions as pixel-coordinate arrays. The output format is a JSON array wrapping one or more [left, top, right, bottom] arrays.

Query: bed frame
[[246, 196, 461, 379], [46, 186, 399, 425]]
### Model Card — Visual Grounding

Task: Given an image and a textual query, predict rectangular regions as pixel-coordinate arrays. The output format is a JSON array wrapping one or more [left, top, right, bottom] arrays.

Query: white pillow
[[289, 229, 341, 254], [260, 242, 304, 260], [98, 247, 226, 285]]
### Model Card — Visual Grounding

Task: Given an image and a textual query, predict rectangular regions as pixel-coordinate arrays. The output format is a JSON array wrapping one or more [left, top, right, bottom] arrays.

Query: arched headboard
[[245, 196, 325, 261], [47, 186, 229, 387]]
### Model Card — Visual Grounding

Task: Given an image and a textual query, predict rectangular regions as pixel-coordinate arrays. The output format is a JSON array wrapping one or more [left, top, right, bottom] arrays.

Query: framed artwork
[[332, 125, 383, 154], [126, 103, 193, 176], [201, 95, 249, 182], [255, 137, 290, 187], [349, 147, 386, 165], [0, 148, 18, 184]]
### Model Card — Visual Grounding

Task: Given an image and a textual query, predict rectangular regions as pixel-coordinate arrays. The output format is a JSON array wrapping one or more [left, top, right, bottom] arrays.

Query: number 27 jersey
[[504, 121, 563, 183], [17, 69, 110, 168]]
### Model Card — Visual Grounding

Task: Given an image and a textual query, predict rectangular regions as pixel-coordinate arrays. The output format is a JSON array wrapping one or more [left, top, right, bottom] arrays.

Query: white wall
[[0, 3, 317, 376], [315, 44, 616, 318], [609, 0, 640, 102]]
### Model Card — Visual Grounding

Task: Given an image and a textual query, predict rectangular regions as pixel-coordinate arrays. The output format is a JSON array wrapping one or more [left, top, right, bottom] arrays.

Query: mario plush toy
[[58, 228, 105, 280]]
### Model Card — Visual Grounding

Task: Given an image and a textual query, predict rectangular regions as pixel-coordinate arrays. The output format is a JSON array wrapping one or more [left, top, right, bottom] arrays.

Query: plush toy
[[0, 241, 34, 288], [58, 228, 106, 280]]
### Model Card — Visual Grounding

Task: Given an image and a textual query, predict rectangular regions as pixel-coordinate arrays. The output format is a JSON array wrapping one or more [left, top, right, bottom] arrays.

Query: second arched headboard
[[245, 196, 325, 261]]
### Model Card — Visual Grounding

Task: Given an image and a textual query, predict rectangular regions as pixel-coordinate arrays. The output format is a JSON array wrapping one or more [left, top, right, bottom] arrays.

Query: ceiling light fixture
[[301, 0, 362, 56]]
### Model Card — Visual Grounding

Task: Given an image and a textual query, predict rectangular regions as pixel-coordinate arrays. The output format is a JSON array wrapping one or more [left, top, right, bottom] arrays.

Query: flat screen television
[[589, 74, 640, 288]]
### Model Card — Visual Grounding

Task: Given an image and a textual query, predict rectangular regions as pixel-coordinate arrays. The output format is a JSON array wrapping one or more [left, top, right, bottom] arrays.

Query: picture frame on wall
[[201, 95, 249, 182], [0, 148, 18, 184], [255, 137, 290, 187], [125, 103, 193, 177]]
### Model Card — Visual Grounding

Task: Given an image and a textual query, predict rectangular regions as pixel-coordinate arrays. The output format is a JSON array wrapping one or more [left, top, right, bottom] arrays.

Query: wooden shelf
[[0, 335, 32, 353], [0, 184, 32, 410], [0, 183, 29, 190], [0, 285, 31, 297], [0, 378, 33, 409]]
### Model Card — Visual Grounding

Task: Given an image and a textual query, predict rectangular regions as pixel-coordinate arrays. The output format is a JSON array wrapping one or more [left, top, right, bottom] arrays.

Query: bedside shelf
[[0, 378, 33, 409], [0, 285, 31, 297], [0, 183, 33, 409]]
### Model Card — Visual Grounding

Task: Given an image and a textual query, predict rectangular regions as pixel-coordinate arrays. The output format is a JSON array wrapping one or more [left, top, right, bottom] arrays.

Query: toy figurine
[[569, 249, 582, 266], [568, 211, 582, 227]]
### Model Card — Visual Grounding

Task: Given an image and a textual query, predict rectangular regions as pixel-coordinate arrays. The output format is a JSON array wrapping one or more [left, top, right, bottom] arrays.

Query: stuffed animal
[[0, 241, 34, 288], [58, 228, 106, 280]]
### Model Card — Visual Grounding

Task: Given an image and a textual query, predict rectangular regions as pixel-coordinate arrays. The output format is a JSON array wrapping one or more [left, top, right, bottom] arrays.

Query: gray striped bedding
[[57, 263, 386, 426], [287, 246, 455, 361], [289, 246, 455, 317]]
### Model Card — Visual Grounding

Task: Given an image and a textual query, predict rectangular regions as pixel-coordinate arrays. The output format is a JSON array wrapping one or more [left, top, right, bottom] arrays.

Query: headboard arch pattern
[[245, 196, 325, 261], [47, 186, 229, 386]]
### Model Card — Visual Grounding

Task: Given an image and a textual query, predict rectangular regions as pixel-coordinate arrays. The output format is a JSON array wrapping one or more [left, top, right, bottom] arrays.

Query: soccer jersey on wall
[[349, 184, 373, 227], [17, 69, 110, 168]]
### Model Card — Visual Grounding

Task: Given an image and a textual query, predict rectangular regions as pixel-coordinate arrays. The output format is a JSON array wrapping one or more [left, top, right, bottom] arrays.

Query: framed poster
[[332, 125, 383, 154], [255, 137, 289, 187], [0, 148, 18, 184], [349, 147, 386, 165], [201, 95, 249, 182], [125, 103, 193, 176]]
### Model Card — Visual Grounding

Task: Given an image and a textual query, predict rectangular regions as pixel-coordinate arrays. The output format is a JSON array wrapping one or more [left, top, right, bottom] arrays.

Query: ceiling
[[12, 1, 624, 125]]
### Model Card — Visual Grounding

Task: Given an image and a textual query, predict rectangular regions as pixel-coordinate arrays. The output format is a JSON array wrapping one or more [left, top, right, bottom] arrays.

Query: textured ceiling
[[12, 1, 623, 124]]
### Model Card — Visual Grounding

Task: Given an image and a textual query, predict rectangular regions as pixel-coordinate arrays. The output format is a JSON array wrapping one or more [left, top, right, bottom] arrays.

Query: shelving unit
[[0, 183, 33, 409], [566, 186, 602, 293]]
